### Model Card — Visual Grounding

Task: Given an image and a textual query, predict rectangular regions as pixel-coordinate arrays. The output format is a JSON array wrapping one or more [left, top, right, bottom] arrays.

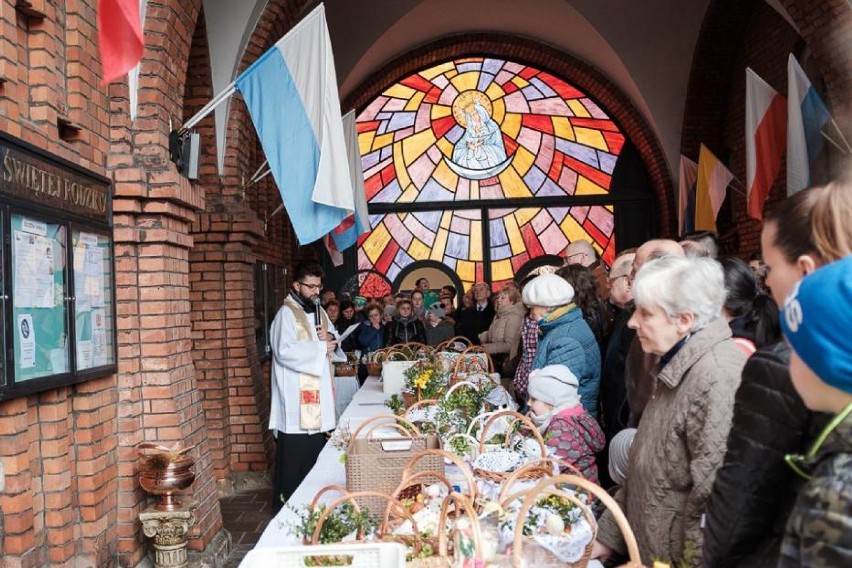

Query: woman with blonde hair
[[479, 286, 525, 376]]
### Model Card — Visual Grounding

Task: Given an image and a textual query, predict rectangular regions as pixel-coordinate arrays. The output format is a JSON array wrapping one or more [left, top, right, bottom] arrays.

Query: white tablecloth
[[245, 378, 604, 568], [253, 378, 390, 550]]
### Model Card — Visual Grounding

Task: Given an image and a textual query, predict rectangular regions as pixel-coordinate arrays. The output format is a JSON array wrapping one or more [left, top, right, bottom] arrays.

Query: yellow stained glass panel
[[470, 221, 483, 261], [511, 76, 529, 88], [485, 82, 505, 101], [492, 99, 506, 125], [491, 259, 513, 281], [470, 179, 480, 200], [431, 228, 448, 260], [560, 214, 588, 243], [372, 132, 395, 151], [514, 207, 538, 227], [362, 223, 392, 263], [440, 211, 453, 230], [552, 116, 575, 141], [501, 113, 522, 138], [575, 176, 607, 195], [575, 127, 607, 150], [358, 131, 375, 155], [399, 183, 419, 202], [450, 71, 479, 93], [512, 146, 535, 177], [420, 62, 455, 80], [498, 166, 532, 199], [409, 238, 431, 260], [431, 104, 452, 120], [402, 129, 437, 166], [504, 213, 524, 255], [436, 137, 454, 158], [567, 100, 591, 118], [394, 143, 412, 190], [432, 159, 459, 190], [456, 260, 475, 282], [383, 83, 416, 99], [405, 91, 426, 112]]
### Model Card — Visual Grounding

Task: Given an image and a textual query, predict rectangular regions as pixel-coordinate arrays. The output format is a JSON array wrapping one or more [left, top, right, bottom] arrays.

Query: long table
[[252, 377, 389, 552], [245, 378, 603, 567]]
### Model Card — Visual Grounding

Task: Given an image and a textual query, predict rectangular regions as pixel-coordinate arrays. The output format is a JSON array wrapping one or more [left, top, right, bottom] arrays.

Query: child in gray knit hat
[[528, 364, 606, 483]]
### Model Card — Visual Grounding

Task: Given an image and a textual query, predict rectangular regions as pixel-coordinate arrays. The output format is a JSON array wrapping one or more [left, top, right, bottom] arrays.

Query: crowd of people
[[267, 173, 851, 567]]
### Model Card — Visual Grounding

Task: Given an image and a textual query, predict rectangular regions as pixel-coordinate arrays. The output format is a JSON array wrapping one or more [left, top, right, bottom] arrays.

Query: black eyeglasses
[[298, 281, 323, 291]]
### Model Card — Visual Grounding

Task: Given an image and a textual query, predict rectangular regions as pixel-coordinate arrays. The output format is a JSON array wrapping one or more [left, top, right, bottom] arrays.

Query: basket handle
[[308, 485, 351, 511], [443, 380, 480, 400], [438, 491, 482, 558], [312, 490, 423, 556], [401, 448, 477, 500], [466, 410, 496, 437], [382, 469, 454, 529], [452, 346, 494, 376], [478, 410, 546, 458], [348, 414, 421, 448], [404, 398, 440, 417], [497, 457, 586, 504], [521, 474, 643, 567], [512, 481, 598, 568], [436, 336, 472, 352]]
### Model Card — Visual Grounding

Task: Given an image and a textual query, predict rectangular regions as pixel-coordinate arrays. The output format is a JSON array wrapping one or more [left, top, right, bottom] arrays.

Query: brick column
[[190, 211, 272, 484]]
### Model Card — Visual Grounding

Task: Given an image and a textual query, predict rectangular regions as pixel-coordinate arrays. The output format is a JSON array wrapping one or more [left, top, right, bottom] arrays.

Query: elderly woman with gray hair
[[592, 256, 747, 567]]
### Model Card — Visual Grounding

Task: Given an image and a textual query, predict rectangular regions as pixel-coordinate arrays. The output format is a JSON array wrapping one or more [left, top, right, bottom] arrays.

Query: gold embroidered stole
[[282, 297, 330, 430]]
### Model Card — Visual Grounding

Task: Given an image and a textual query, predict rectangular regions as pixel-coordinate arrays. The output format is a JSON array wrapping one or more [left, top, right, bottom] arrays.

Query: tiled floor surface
[[220, 486, 274, 568]]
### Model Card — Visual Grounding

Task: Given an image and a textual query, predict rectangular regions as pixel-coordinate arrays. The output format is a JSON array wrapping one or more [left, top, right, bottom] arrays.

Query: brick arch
[[341, 33, 675, 235]]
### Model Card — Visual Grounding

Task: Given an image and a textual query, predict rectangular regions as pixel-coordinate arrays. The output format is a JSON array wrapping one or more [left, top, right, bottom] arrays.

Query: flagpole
[[249, 160, 270, 184], [821, 130, 850, 155], [178, 83, 236, 134], [828, 118, 852, 153]]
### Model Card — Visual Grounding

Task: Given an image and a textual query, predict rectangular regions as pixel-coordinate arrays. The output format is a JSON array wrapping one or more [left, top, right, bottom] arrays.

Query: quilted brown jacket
[[596, 317, 747, 566]]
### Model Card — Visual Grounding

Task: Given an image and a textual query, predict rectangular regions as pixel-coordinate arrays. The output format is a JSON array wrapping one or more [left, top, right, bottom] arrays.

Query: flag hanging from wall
[[235, 4, 354, 246], [745, 68, 787, 220], [695, 144, 734, 232], [678, 155, 698, 236], [787, 54, 832, 195], [97, 0, 144, 85], [328, 110, 370, 252]]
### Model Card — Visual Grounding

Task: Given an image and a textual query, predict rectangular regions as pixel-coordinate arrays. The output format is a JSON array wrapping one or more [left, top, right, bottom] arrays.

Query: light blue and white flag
[[328, 110, 370, 252], [787, 54, 832, 195], [235, 3, 353, 245]]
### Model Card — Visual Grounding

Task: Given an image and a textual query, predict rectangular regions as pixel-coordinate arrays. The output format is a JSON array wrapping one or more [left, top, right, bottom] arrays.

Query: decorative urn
[[137, 443, 196, 511]]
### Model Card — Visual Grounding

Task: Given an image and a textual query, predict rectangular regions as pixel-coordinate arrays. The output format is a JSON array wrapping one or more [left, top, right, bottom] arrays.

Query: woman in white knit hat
[[527, 364, 606, 482]]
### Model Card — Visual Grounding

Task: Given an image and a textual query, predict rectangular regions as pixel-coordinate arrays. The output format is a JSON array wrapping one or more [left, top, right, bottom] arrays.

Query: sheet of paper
[[76, 339, 93, 369], [91, 309, 107, 367], [337, 323, 361, 342], [18, 314, 35, 368], [14, 231, 56, 308]]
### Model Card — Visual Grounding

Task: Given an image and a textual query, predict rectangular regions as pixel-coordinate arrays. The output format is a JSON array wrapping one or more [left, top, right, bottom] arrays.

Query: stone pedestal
[[140, 501, 198, 568]]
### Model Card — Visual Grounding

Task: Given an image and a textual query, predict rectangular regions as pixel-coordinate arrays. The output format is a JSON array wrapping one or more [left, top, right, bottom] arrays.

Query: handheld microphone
[[311, 296, 321, 327]]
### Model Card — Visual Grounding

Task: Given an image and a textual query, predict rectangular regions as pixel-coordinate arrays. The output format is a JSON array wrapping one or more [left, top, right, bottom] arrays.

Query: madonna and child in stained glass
[[354, 57, 625, 293]]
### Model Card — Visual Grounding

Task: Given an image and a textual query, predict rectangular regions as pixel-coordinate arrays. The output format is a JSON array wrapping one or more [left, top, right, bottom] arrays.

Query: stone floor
[[220, 486, 274, 568]]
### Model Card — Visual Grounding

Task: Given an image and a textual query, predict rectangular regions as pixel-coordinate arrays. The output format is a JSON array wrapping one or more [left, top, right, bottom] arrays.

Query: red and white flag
[[97, 0, 144, 85], [745, 68, 786, 220]]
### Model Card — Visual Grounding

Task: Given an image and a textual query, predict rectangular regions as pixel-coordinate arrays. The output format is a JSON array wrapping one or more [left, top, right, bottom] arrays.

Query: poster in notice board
[[73, 229, 114, 371], [11, 214, 69, 381]]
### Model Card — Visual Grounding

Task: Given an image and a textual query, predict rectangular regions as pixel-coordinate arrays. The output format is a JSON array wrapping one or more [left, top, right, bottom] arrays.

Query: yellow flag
[[695, 144, 734, 231]]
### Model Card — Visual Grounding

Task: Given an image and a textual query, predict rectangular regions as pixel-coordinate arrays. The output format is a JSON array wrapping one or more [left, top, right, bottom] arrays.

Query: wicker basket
[[346, 415, 443, 518], [510, 475, 645, 568], [473, 410, 547, 484], [335, 363, 358, 377], [450, 346, 495, 387]]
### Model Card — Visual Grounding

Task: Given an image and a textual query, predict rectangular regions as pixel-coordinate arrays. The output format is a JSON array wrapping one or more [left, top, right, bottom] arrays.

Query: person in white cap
[[527, 364, 606, 482], [525, 272, 602, 417]]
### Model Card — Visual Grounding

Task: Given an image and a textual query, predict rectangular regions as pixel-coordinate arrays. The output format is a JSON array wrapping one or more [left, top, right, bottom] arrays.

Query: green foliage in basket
[[403, 360, 446, 400], [385, 394, 405, 416], [448, 435, 472, 456], [287, 502, 377, 545]]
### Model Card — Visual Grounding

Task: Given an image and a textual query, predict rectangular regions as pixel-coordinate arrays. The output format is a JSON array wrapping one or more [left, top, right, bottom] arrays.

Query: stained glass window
[[356, 57, 624, 291]]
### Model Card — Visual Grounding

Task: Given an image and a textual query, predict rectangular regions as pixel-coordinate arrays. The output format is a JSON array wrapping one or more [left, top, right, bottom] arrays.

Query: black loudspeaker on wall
[[168, 131, 200, 180]]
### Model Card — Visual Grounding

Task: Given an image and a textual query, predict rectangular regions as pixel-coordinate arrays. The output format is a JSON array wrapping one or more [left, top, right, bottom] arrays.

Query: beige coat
[[479, 301, 525, 360], [596, 317, 746, 566]]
